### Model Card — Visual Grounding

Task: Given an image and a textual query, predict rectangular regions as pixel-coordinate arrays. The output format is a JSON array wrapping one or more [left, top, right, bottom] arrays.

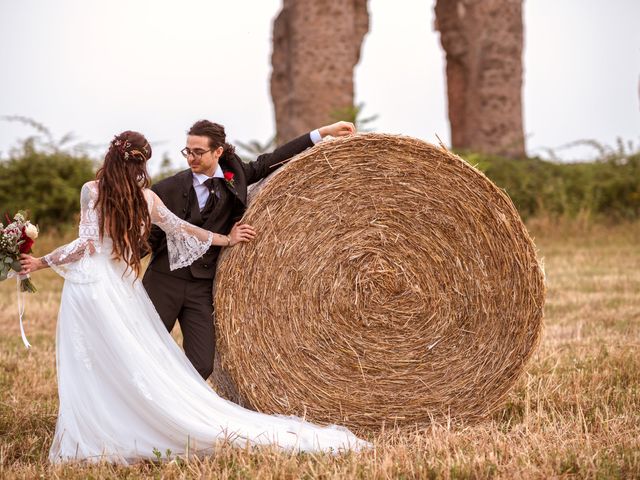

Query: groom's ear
[[214, 146, 224, 159]]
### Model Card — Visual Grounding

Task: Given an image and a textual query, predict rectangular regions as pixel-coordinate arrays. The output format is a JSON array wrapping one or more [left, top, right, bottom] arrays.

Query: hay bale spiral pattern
[[214, 134, 545, 432]]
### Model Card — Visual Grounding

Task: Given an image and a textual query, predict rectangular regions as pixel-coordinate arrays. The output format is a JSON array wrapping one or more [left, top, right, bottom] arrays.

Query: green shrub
[[0, 139, 95, 229], [462, 151, 640, 221]]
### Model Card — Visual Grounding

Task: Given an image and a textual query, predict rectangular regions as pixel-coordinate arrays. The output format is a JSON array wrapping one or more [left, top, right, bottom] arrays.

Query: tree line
[[2, 126, 638, 230]]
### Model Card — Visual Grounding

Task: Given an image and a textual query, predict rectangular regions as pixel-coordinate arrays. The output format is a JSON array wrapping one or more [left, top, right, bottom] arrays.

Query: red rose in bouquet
[[19, 227, 35, 254]]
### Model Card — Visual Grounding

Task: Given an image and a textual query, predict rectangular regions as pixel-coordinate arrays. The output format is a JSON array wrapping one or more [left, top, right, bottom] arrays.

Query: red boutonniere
[[223, 171, 235, 189]]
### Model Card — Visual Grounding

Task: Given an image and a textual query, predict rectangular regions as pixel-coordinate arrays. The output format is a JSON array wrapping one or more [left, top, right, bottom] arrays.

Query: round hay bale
[[213, 133, 545, 432]]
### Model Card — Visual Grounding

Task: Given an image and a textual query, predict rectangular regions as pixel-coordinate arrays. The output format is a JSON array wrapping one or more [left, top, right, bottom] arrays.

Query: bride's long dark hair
[[95, 131, 152, 277]]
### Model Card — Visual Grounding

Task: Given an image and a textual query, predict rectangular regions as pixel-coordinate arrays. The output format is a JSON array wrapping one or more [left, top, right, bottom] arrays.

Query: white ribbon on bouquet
[[8, 271, 32, 349]]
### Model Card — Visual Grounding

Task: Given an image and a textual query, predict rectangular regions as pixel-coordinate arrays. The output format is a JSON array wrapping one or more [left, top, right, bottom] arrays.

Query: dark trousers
[[143, 268, 215, 380]]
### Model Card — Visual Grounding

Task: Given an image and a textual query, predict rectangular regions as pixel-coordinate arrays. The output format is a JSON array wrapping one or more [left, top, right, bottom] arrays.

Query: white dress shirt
[[192, 129, 323, 210], [192, 166, 224, 210]]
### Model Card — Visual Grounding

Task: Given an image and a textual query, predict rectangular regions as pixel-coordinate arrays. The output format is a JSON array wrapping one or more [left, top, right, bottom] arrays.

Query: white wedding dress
[[43, 181, 367, 464]]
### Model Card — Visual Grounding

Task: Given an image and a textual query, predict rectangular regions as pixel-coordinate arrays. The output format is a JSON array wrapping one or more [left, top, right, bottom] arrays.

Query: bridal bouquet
[[0, 212, 39, 292]]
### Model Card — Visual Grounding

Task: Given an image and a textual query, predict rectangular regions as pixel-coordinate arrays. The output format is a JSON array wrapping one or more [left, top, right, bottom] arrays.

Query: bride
[[19, 131, 367, 464]]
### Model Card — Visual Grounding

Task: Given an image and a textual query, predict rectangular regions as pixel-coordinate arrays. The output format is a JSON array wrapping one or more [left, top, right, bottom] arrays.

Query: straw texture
[[213, 133, 545, 433]]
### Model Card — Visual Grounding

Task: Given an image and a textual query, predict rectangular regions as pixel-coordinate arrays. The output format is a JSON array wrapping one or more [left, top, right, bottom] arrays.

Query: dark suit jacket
[[145, 132, 314, 280]]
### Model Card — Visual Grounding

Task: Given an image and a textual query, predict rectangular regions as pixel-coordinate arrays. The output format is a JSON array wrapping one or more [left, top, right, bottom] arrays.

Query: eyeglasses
[[181, 147, 211, 159]]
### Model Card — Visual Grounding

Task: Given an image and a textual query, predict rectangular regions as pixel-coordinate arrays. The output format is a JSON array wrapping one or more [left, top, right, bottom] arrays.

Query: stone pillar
[[270, 0, 369, 144], [435, 0, 526, 158]]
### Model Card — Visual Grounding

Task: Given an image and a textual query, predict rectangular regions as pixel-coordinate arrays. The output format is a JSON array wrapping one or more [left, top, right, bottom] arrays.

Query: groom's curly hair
[[95, 131, 152, 278], [188, 120, 236, 157]]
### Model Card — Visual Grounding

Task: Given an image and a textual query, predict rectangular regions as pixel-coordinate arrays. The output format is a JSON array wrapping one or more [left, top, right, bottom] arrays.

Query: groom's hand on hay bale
[[228, 222, 256, 246], [318, 121, 356, 139]]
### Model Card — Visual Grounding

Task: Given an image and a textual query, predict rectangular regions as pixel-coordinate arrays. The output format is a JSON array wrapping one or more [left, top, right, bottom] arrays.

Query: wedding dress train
[[44, 181, 366, 464]]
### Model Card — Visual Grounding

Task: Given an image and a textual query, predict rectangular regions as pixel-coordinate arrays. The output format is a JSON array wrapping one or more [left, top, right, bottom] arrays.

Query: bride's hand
[[229, 222, 257, 246], [19, 254, 46, 275]]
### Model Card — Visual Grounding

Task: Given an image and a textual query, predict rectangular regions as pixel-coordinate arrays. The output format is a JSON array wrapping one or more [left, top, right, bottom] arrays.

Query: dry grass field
[[1, 220, 639, 479]]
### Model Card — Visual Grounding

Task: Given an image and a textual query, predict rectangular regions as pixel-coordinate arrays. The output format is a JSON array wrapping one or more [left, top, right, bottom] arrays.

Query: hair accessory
[[112, 138, 150, 161]]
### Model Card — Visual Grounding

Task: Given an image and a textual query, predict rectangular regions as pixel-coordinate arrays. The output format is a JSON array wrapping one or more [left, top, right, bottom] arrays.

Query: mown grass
[[1, 221, 639, 479]]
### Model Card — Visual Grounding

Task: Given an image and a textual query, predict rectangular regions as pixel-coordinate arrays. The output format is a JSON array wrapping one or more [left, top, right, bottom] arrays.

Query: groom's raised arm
[[242, 121, 356, 185], [242, 132, 316, 185]]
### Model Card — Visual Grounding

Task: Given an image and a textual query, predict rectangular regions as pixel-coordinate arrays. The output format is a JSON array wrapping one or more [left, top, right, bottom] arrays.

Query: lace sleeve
[[43, 182, 102, 283], [145, 189, 214, 270]]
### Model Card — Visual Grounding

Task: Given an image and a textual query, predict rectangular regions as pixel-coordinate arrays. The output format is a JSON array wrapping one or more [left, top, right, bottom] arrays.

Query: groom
[[143, 119, 355, 379]]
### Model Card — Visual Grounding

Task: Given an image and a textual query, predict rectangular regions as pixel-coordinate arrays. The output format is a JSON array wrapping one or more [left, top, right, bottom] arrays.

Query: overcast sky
[[1, 0, 638, 170]]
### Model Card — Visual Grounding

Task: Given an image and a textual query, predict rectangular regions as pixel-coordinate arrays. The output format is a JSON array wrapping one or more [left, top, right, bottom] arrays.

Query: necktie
[[201, 178, 223, 216]]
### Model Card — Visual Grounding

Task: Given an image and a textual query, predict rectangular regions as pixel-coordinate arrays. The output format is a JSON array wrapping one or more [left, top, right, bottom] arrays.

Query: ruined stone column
[[435, 0, 526, 158], [270, 0, 369, 143]]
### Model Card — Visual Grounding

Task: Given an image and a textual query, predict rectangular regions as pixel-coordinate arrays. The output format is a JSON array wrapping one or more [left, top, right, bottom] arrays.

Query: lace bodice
[[43, 181, 213, 282]]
